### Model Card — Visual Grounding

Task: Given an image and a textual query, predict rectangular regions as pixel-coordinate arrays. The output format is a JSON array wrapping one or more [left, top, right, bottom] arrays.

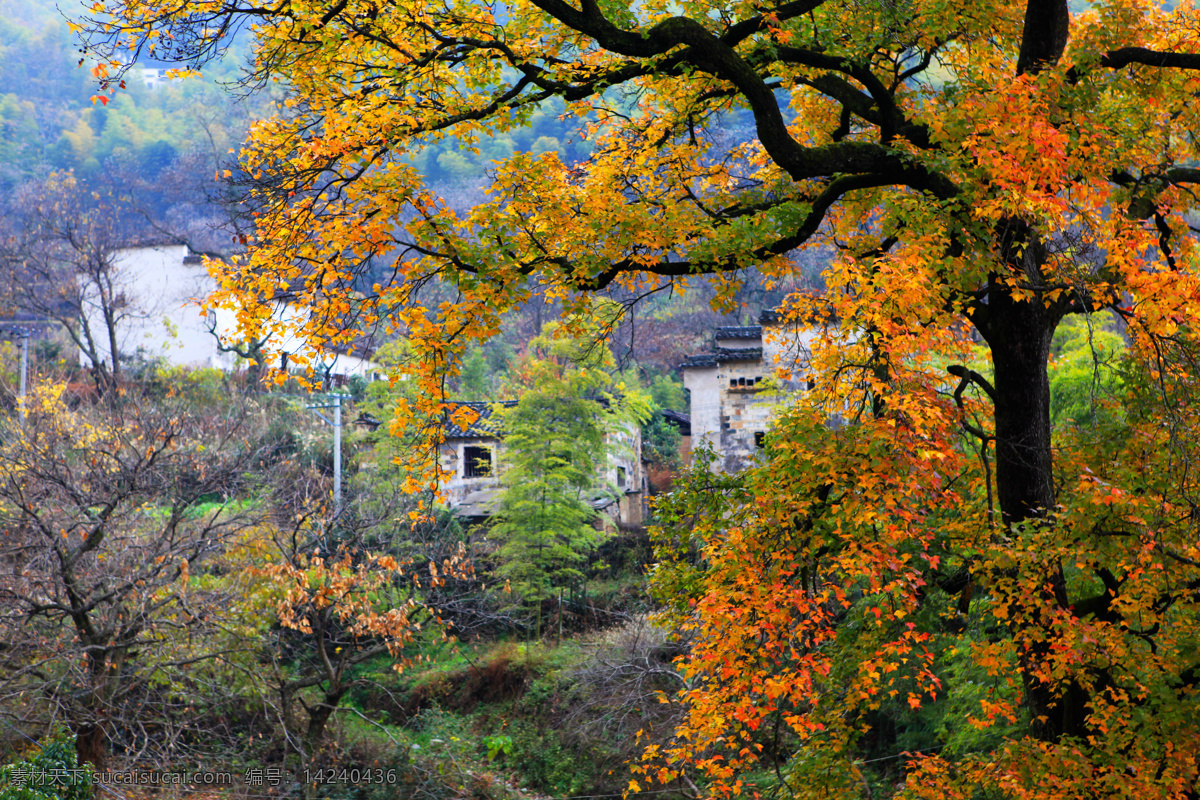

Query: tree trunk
[[73, 721, 107, 773], [304, 690, 343, 756], [72, 642, 126, 773], [980, 284, 1059, 526], [299, 690, 344, 800], [975, 256, 1089, 742]]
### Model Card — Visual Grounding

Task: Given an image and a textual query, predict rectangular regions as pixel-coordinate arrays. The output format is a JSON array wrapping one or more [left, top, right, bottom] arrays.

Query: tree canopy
[[80, 0, 1200, 796]]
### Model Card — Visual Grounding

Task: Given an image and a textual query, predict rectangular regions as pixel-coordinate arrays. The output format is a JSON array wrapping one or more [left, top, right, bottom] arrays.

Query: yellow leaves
[[163, 67, 200, 81], [72, 0, 1200, 789]]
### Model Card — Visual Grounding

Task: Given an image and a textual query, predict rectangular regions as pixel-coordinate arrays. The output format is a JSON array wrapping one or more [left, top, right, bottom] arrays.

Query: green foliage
[[407, 97, 592, 186], [648, 444, 749, 615], [641, 413, 682, 468], [482, 735, 512, 762], [505, 720, 586, 796], [490, 380, 610, 611], [489, 324, 651, 633], [0, 5, 271, 211], [647, 372, 687, 411], [458, 346, 490, 400], [0, 736, 92, 800], [1049, 314, 1126, 428]]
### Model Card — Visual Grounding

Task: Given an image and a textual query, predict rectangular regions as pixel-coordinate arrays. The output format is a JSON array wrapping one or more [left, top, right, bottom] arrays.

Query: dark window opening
[[806, 378, 817, 391], [754, 431, 766, 449], [464, 445, 492, 478], [730, 378, 737, 387], [617, 466, 627, 487]]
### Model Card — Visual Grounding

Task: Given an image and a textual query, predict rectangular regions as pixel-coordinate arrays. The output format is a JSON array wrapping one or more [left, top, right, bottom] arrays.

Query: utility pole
[[4, 328, 30, 427], [307, 394, 345, 517]]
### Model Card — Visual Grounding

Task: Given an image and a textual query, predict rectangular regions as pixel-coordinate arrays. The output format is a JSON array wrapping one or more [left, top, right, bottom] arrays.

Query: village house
[[681, 312, 819, 473], [81, 243, 381, 384], [438, 401, 647, 528]]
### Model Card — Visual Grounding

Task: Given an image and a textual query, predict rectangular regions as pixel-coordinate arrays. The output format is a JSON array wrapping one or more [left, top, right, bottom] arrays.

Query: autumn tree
[[181, 389, 474, 789], [80, 0, 1200, 795], [0, 382, 273, 770], [206, 511, 465, 796]]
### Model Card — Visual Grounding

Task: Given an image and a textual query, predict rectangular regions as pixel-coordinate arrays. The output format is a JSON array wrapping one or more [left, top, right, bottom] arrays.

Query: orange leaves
[[249, 543, 455, 660], [76, 0, 1200, 790], [645, 383, 980, 796]]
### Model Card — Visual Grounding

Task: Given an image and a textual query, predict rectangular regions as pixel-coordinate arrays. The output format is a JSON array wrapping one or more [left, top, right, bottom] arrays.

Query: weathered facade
[[439, 401, 646, 527], [681, 315, 817, 473]]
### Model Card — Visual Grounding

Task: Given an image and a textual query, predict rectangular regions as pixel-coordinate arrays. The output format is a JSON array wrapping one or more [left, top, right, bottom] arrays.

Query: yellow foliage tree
[[78, 0, 1200, 796]]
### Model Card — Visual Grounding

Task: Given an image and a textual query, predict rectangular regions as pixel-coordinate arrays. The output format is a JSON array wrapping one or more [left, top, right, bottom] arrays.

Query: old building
[[439, 401, 646, 527], [681, 313, 818, 473], [80, 243, 380, 383]]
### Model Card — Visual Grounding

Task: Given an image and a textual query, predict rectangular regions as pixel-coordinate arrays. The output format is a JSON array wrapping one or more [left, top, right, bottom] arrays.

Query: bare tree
[[0, 173, 164, 394], [565, 617, 689, 783], [0, 383, 275, 770]]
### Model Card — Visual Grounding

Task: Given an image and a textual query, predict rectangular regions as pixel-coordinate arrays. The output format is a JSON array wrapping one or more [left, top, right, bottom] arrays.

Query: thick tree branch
[[1101, 47, 1200, 70]]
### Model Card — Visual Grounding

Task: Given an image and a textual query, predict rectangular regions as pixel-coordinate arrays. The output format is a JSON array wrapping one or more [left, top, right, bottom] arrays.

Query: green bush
[[0, 736, 92, 800], [508, 720, 586, 796]]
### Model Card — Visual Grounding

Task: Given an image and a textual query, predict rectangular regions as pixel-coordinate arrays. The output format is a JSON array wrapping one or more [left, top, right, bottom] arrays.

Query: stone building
[[439, 401, 646, 527], [681, 313, 818, 473]]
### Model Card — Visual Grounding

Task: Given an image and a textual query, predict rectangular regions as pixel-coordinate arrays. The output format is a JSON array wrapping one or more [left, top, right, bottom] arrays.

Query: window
[[463, 445, 493, 478], [754, 431, 766, 448], [617, 466, 627, 487]]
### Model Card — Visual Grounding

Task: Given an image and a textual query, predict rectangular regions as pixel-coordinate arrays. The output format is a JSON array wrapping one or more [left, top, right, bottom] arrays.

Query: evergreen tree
[[489, 327, 647, 639]]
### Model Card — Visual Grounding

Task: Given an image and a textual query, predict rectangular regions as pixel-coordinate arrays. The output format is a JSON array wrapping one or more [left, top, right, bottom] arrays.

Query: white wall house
[[80, 243, 223, 370], [81, 243, 381, 383], [438, 401, 646, 528], [681, 314, 819, 473]]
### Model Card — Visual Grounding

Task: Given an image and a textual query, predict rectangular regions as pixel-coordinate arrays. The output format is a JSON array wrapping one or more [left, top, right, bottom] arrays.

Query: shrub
[[0, 736, 92, 800]]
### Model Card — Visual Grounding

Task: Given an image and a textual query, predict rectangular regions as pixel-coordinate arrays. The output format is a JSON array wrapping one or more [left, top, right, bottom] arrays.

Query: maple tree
[[79, 0, 1200, 795]]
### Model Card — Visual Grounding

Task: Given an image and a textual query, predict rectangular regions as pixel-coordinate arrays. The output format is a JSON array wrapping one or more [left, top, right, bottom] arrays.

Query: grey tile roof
[[662, 409, 691, 435], [681, 347, 764, 369], [714, 325, 763, 340]]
